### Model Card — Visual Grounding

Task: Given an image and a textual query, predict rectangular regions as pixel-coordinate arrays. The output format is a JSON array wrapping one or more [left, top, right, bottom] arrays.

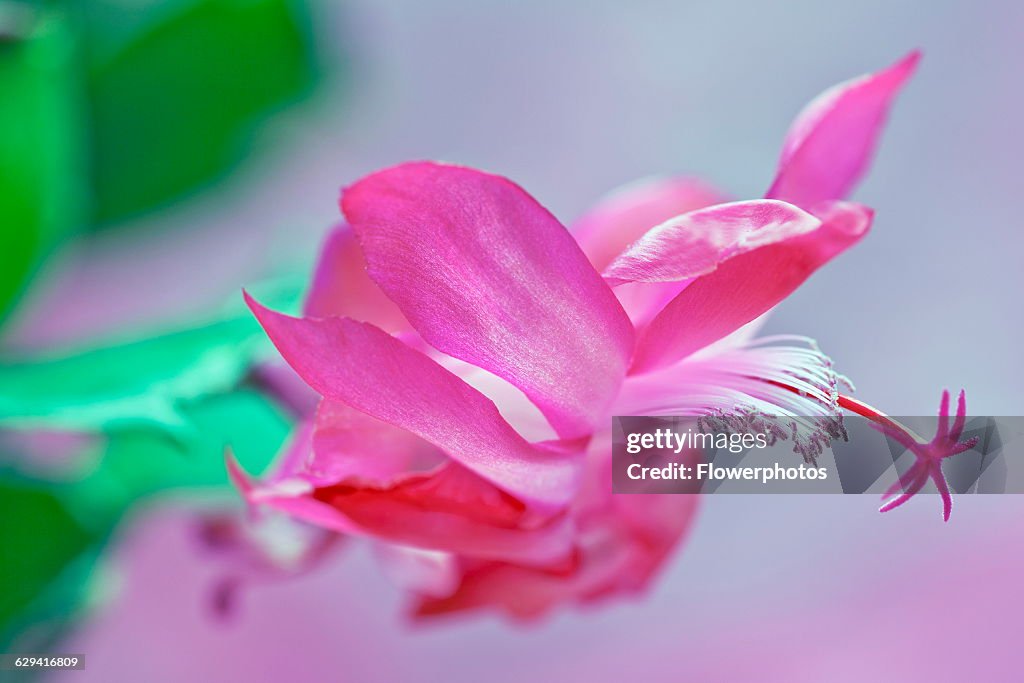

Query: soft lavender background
[[14, 0, 1021, 680]]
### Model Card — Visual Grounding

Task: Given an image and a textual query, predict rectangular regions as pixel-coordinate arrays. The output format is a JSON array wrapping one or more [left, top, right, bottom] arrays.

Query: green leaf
[[0, 266, 302, 428], [66, 387, 292, 522], [0, 310, 276, 436], [84, 0, 317, 222], [0, 8, 88, 325]]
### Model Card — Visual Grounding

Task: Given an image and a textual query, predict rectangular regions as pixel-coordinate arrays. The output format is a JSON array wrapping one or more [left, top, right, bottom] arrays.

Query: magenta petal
[[603, 199, 820, 285], [310, 463, 575, 564], [631, 201, 873, 373], [340, 162, 634, 439], [245, 464, 575, 565], [245, 293, 580, 508], [414, 451, 701, 620], [766, 51, 920, 206], [572, 176, 728, 272], [303, 223, 411, 334]]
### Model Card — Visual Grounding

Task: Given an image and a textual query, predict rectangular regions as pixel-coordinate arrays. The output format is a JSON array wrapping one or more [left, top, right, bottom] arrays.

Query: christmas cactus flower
[[231, 51, 976, 620]]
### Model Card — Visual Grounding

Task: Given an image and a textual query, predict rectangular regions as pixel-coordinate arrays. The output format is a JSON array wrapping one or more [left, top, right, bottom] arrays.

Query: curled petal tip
[[224, 448, 252, 495], [225, 448, 262, 521], [767, 49, 920, 206], [897, 49, 923, 73], [241, 288, 261, 314]]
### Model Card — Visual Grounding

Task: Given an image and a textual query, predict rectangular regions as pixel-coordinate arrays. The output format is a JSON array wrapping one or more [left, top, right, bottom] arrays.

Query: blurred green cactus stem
[[0, 6, 89, 327], [84, 0, 318, 221], [0, 0, 318, 327]]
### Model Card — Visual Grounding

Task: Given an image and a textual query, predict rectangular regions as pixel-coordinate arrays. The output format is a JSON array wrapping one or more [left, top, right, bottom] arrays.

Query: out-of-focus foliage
[[0, 276, 301, 434], [0, 388, 291, 649], [0, 479, 96, 646], [0, 8, 88, 326], [0, 317, 271, 436], [0, 0, 323, 650], [0, 284, 302, 649], [0, 0, 318, 327], [84, 0, 317, 221]]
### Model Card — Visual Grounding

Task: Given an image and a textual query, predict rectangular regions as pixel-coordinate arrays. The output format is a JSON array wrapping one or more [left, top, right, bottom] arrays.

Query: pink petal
[[412, 556, 604, 621], [603, 199, 820, 285], [310, 463, 573, 564], [373, 544, 461, 599], [248, 464, 576, 565], [415, 435, 700, 620], [245, 293, 581, 508], [610, 280, 692, 330], [631, 201, 873, 373], [766, 51, 920, 206], [340, 162, 633, 440], [232, 404, 576, 564], [303, 224, 411, 334], [572, 176, 728, 272], [306, 400, 568, 565], [309, 400, 447, 486], [411, 500, 683, 621], [269, 420, 316, 482]]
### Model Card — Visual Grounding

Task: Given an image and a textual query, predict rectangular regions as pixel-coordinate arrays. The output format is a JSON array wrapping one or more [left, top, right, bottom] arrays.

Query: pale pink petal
[[631, 202, 873, 372], [373, 544, 461, 599], [572, 176, 728, 272], [309, 400, 446, 485], [341, 162, 633, 440], [766, 51, 920, 206], [603, 199, 820, 285], [303, 224, 411, 333], [599, 200, 817, 330], [610, 280, 691, 330], [245, 293, 581, 508]]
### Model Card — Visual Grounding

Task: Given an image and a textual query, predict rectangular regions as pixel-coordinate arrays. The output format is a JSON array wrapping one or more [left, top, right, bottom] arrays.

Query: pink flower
[[233, 51, 974, 620]]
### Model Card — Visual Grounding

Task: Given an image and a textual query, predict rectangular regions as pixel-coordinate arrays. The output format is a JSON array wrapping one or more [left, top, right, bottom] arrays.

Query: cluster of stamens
[[699, 406, 847, 465]]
